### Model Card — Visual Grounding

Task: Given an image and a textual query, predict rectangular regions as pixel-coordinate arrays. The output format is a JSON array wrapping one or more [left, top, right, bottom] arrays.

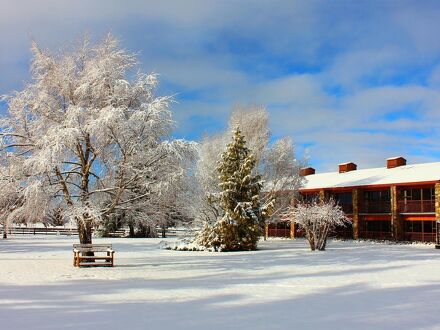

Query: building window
[[301, 193, 319, 203], [333, 192, 353, 214], [366, 220, 391, 232], [365, 190, 390, 202], [361, 190, 391, 213], [403, 187, 434, 201], [361, 220, 392, 239], [405, 220, 436, 242], [400, 187, 435, 213]]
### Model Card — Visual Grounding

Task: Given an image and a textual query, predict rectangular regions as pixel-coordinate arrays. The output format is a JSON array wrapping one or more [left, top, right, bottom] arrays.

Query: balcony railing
[[360, 201, 391, 213], [398, 200, 435, 213], [404, 232, 436, 242], [359, 231, 393, 240]]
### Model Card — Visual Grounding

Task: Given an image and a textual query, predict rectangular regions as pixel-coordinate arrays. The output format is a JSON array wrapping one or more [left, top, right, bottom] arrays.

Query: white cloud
[[2, 0, 440, 171]]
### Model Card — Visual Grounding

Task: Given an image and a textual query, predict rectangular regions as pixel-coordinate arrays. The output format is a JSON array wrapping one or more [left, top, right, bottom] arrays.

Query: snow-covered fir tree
[[0, 35, 196, 243], [197, 128, 273, 251], [194, 106, 304, 235]]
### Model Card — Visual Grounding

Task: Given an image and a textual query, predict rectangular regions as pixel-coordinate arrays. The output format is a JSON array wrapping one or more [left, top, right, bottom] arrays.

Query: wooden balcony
[[398, 200, 435, 213], [267, 228, 291, 238], [360, 201, 391, 214]]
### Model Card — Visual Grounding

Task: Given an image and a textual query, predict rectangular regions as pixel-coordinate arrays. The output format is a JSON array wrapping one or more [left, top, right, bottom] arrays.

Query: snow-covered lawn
[[1, 237, 439, 330]]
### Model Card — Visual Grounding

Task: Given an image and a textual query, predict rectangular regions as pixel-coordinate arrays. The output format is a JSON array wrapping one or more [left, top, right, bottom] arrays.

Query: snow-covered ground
[[1, 236, 439, 330]]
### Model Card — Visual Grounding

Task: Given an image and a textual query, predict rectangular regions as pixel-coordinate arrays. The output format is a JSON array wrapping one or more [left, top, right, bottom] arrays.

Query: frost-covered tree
[[96, 142, 197, 238], [196, 128, 273, 251], [195, 106, 303, 233], [228, 105, 269, 165], [0, 35, 196, 243], [0, 171, 22, 239], [194, 133, 225, 225], [285, 198, 349, 251], [261, 137, 304, 221], [121, 163, 196, 238], [43, 205, 67, 227]]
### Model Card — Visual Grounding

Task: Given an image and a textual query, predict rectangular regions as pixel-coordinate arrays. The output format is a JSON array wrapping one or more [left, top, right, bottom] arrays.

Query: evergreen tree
[[197, 127, 273, 251]]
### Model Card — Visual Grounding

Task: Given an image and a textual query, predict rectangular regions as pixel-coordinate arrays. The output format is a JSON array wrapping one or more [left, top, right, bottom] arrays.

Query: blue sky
[[2, 0, 440, 171]]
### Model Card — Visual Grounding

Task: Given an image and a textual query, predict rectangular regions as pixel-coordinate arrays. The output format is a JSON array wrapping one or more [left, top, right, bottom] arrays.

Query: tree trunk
[[261, 221, 267, 241], [78, 219, 94, 259], [307, 229, 316, 251], [3, 222, 8, 239], [308, 236, 316, 251], [318, 238, 327, 251], [78, 219, 93, 244], [128, 222, 135, 237], [317, 224, 329, 251], [161, 225, 166, 238]]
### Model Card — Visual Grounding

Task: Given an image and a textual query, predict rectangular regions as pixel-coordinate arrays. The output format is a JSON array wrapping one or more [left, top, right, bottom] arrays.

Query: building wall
[[266, 182, 439, 242], [273, 183, 440, 242]]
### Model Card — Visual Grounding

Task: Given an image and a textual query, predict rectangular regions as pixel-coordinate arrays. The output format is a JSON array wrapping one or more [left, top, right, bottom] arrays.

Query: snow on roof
[[301, 161, 440, 190], [386, 156, 406, 160]]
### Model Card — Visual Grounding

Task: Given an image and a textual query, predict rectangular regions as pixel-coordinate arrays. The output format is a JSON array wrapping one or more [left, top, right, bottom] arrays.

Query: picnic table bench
[[73, 244, 115, 267]]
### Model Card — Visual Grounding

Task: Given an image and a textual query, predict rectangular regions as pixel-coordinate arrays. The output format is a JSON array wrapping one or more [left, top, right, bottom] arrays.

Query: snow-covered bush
[[285, 198, 349, 251], [195, 128, 274, 251]]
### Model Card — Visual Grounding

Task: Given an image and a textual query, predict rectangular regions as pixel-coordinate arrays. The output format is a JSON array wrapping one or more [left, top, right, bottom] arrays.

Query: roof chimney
[[339, 162, 357, 173], [387, 156, 406, 169], [300, 167, 315, 176]]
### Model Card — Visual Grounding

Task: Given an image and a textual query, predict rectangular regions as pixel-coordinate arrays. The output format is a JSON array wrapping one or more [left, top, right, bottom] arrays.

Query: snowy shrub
[[285, 198, 349, 251]]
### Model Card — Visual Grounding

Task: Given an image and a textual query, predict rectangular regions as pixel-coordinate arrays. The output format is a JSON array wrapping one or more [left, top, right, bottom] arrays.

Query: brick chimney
[[300, 167, 315, 176], [387, 157, 406, 169], [339, 162, 357, 173]]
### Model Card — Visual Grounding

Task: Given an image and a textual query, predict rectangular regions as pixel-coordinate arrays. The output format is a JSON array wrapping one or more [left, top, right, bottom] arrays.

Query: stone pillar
[[435, 183, 440, 246], [391, 185, 403, 240], [290, 222, 295, 239], [352, 188, 360, 239], [319, 189, 326, 203], [289, 196, 296, 239]]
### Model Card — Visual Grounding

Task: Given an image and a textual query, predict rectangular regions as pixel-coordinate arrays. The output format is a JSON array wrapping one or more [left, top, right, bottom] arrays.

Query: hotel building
[[268, 157, 440, 243]]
